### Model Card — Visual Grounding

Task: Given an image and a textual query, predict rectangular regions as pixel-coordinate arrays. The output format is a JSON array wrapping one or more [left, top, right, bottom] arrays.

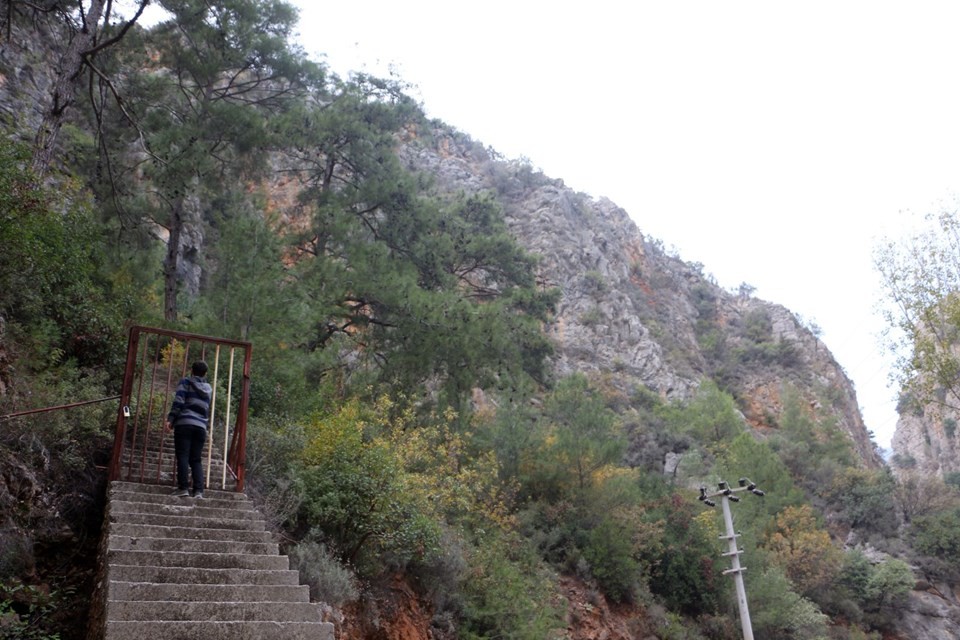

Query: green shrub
[[646, 495, 721, 615], [863, 558, 914, 611], [294, 400, 441, 573], [944, 471, 960, 490], [650, 608, 706, 640], [749, 567, 829, 640], [1, 364, 115, 473], [891, 453, 917, 469], [0, 533, 32, 581], [410, 526, 469, 619], [945, 418, 957, 439], [824, 469, 899, 537], [0, 582, 63, 640], [580, 307, 603, 326], [836, 550, 915, 626], [582, 516, 640, 603], [287, 539, 359, 606], [0, 138, 124, 374], [911, 508, 960, 558], [583, 271, 608, 295], [460, 533, 564, 640]]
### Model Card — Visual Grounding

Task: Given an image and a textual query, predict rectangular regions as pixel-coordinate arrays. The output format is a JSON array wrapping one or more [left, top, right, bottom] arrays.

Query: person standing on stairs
[[165, 361, 212, 499]]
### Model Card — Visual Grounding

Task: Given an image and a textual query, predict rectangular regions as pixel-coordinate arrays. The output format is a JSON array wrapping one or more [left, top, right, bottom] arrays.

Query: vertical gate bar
[[188, 340, 201, 483], [154, 339, 179, 484], [109, 327, 142, 482], [221, 348, 236, 489], [138, 337, 164, 483], [126, 336, 150, 481], [205, 345, 222, 489], [233, 344, 252, 491]]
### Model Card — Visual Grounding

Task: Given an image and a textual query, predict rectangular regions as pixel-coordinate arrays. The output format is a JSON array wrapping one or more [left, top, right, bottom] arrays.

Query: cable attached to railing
[[0, 396, 121, 421]]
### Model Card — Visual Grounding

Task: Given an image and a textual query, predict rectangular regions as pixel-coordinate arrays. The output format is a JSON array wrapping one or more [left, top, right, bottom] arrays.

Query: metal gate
[[107, 326, 252, 491]]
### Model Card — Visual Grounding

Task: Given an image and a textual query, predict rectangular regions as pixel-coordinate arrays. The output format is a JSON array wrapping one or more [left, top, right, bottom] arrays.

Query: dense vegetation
[[1, 2, 959, 639]]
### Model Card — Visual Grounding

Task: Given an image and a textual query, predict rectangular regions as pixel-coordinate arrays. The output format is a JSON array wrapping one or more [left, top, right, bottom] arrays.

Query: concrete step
[[120, 455, 231, 470], [109, 564, 300, 585], [107, 600, 320, 622], [121, 443, 176, 453], [124, 439, 175, 448], [118, 463, 232, 479], [123, 439, 174, 450], [109, 510, 266, 532], [110, 482, 246, 501], [126, 445, 233, 457], [110, 490, 253, 510], [115, 468, 173, 485], [106, 548, 290, 571], [110, 500, 258, 523], [109, 522, 271, 543], [107, 581, 310, 603], [109, 535, 277, 555], [104, 620, 334, 640], [115, 469, 238, 491], [118, 462, 235, 481]]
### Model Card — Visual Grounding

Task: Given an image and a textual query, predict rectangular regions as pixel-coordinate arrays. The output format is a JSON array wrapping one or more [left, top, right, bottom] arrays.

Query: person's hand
[[164, 420, 172, 432]]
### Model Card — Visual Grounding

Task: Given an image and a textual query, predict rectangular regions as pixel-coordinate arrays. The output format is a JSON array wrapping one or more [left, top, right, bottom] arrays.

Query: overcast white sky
[[277, 0, 960, 452]]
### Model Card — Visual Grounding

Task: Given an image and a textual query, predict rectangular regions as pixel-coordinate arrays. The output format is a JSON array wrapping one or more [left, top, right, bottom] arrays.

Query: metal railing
[[107, 326, 252, 491], [0, 396, 121, 422]]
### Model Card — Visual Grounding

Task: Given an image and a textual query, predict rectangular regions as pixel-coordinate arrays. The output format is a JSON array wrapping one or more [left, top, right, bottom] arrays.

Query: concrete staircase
[[89, 481, 333, 640]]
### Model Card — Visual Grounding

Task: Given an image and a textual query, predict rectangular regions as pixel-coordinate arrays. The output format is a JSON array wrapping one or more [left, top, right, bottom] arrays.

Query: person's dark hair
[[191, 361, 208, 377]]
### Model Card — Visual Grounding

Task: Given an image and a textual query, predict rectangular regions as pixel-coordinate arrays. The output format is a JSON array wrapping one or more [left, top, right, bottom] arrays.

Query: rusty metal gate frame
[[107, 326, 252, 492]]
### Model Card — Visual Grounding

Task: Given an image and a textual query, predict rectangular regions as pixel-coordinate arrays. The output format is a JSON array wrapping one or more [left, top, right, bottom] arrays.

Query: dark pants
[[174, 424, 206, 493]]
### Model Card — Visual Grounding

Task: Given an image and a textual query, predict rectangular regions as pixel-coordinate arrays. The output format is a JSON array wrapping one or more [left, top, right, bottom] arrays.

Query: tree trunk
[[163, 198, 184, 322], [31, 0, 107, 177]]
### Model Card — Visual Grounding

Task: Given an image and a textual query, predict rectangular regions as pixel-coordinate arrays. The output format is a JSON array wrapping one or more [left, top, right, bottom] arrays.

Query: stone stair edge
[[107, 581, 310, 603], [107, 534, 278, 556], [109, 522, 273, 542], [109, 501, 260, 521], [109, 495, 255, 513], [106, 600, 321, 622], [103, 619, 334, 640], [109, 513, 267, 533], [109, 481, 244, 499], [109, 564, 299, 585], [106, 548, 291, 570]]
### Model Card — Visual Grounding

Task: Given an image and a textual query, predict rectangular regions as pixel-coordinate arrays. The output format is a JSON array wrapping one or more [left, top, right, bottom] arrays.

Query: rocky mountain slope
[[402, 126, 883, 470]]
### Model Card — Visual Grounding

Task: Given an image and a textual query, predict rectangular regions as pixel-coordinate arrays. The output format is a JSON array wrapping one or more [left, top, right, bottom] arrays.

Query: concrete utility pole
[[698, 478, 766, 640]]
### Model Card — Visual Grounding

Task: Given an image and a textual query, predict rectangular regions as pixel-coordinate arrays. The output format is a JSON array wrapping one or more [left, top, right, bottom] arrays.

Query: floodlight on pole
[[698, 477, 766, 640]]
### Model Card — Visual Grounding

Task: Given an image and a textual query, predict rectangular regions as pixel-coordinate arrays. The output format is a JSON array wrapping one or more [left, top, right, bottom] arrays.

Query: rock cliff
[[892, 397, 960, 480], [401, 126, 883, 470]]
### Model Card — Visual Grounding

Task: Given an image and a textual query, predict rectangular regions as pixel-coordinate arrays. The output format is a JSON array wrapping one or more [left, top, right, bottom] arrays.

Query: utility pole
[[698, 478, 766, 640]]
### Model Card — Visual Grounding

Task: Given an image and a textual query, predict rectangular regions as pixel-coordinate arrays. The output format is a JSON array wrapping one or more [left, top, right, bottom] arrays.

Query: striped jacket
[[167, 376, 212, 430]]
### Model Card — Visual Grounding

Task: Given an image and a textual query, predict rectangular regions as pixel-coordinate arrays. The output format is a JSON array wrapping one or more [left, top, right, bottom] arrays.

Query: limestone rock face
[[892, 404, 960, 480], [0, 19, 58, 139], [401, 127, 883, 469], [896, 585, 960, 640]]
